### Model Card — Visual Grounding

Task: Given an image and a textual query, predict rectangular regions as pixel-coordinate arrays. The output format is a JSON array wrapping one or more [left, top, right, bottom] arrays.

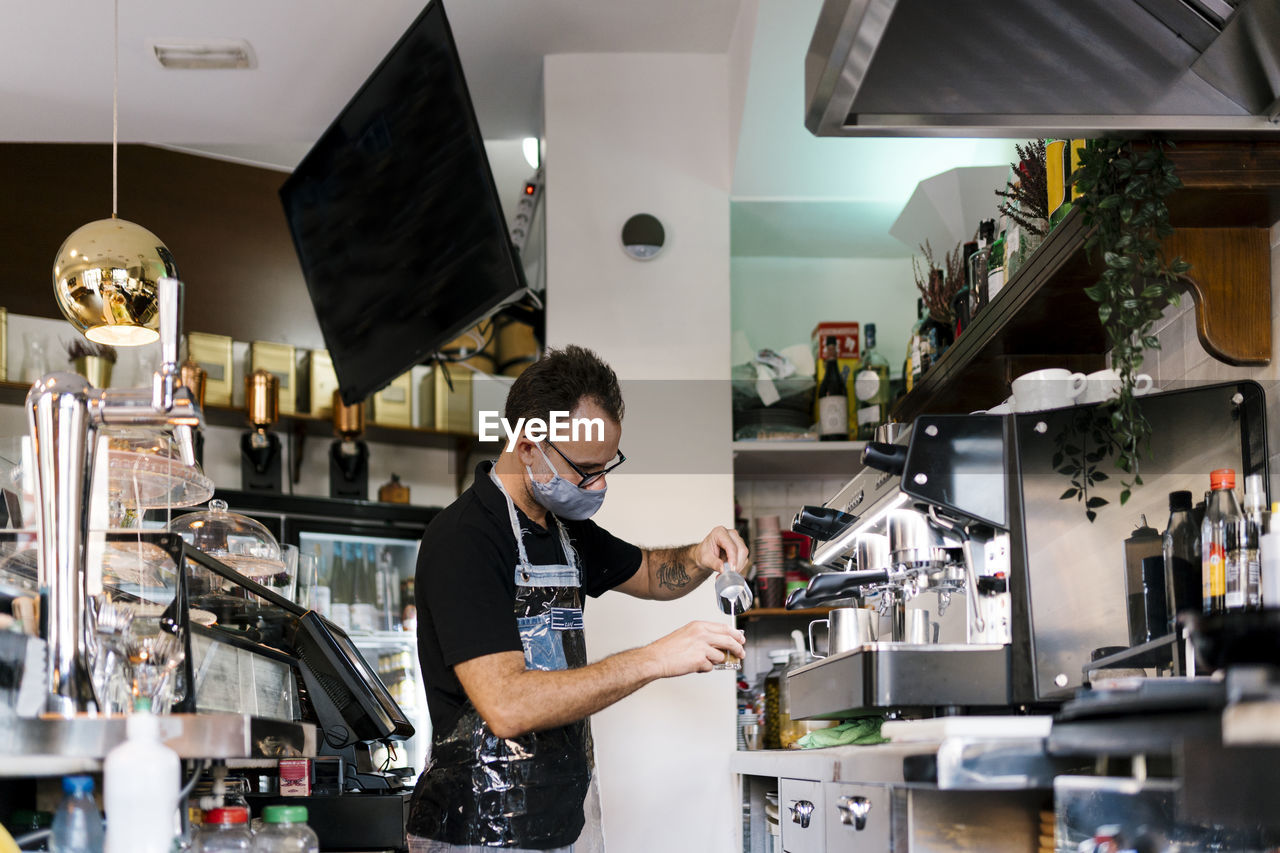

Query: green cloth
[[796, 716, 888, 749]]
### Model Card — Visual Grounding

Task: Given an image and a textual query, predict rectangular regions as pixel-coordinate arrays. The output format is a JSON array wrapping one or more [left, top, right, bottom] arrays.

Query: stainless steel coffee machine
[[786, 381, 1270, 721]]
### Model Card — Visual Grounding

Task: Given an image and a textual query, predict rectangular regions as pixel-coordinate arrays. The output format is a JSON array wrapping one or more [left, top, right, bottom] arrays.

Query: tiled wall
[[735, 476, 849, 540], [1147, 221, 1280, 489]]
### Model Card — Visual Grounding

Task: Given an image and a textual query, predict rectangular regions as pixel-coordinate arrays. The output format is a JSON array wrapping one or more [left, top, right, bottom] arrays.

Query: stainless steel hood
[[805, 0, 1280, 137]]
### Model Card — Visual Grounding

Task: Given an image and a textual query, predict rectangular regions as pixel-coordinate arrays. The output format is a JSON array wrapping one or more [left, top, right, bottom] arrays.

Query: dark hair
[[504, 345, 624, 426]]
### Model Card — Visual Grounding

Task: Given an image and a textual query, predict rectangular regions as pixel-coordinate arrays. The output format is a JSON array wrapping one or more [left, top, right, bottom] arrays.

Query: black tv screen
[[280, 0, 526, 405]]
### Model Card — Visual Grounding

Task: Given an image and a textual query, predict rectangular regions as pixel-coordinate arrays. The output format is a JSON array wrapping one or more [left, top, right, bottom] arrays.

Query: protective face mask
[[526, 444, 607, 521]]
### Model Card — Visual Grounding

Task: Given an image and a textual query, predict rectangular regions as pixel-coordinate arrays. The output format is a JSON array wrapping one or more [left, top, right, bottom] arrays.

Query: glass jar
[[196, 807, 253, 852], [761, 650, 790, 750], [778, 650, 838, 748]]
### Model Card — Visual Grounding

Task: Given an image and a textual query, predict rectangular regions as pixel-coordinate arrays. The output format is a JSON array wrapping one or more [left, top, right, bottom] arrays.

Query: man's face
[[519, 398, 621, 493]]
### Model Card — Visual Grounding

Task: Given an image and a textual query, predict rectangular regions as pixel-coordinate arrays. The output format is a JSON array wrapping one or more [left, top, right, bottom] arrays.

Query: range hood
[[805, 0, 1280, 137]]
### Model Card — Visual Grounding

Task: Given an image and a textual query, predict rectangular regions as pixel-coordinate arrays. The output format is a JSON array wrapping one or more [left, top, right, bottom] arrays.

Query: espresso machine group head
[[329, 390, 369, 500], [241, 370, 283, 492]]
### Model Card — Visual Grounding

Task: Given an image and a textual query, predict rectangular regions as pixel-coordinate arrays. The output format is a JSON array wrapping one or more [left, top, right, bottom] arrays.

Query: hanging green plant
[[1070, 138, 1192, 509]]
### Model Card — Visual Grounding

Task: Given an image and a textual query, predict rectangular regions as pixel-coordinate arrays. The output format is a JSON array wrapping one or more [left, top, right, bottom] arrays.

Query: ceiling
[[0, 0, 744, 169]]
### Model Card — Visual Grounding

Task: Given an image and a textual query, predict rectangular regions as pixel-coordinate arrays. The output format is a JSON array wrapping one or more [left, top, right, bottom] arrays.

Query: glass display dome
[[168, 499, 284, 578]]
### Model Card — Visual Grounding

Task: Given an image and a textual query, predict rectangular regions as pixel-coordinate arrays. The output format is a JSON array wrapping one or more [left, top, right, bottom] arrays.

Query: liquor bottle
[[816, 336, 848, 442], [854, 324, 891, 441], [349, 543, 375, 632], [328, 542, 351, 630], [987, 229, 1008, 301], [905, 299, 925, 393], [1161, 490, 1201, 632], [310, 543, 331, 619], [1242, 474, 1267, 610], [1202, 468, 1241, 615], [968, 219, 994, 316]]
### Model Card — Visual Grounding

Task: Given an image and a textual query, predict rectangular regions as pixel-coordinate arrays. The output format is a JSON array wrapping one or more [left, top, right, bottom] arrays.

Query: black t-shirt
[[414, 461, 642, 736]]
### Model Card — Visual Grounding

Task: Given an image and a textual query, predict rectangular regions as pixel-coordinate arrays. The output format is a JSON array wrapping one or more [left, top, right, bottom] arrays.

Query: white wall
[[732, 255, 917, 374], [543, 53, 737, 853]]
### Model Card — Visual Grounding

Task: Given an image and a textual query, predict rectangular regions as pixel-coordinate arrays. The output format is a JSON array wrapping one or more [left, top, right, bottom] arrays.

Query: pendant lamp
[[52, 0, 176, 347]]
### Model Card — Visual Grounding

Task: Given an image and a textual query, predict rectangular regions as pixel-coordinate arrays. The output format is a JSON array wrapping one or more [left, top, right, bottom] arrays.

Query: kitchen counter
[[731, 734, 1068, 791]]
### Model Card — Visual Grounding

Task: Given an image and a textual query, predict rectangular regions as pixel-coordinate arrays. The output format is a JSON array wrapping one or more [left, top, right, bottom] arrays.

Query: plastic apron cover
[[410, 477, 598, 849]]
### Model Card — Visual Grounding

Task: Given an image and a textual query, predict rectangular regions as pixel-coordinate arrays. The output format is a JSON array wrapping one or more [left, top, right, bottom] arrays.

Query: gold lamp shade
[[53, 218, 178, 346]]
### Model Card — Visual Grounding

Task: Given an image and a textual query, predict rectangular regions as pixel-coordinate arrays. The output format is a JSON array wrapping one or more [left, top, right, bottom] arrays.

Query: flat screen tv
[[280, 0, 527, 405]]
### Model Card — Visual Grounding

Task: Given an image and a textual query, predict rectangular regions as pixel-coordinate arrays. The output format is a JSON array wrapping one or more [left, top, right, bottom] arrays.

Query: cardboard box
[[278, 758, 312, 797], [309, 350, 339, 418], [418, 366, 473, 434], [371, 372, 414, 427], [250, 341, 298, 415], [187, 332, 234, 407]]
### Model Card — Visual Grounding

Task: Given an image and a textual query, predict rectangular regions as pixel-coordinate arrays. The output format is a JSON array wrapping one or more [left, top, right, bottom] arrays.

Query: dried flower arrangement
[[912, 240, 963, 324], [65, 338, 118, 364], [995, 139, 1050, 237]]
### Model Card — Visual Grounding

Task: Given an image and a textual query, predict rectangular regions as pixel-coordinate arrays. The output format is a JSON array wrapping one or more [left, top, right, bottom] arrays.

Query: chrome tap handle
[[153, 277, 183, 411]]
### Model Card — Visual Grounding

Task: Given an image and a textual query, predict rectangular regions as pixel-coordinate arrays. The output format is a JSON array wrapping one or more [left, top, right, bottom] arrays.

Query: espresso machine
[[785, 381, 1270, 721]]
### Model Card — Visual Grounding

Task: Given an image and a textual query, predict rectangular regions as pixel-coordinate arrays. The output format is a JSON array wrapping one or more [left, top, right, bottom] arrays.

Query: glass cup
[[294, 550, 319, 610]]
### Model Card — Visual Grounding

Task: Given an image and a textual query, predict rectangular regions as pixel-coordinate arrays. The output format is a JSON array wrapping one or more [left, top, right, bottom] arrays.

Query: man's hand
[[694, 525, 749, 574], [645, 621, 747, 678]]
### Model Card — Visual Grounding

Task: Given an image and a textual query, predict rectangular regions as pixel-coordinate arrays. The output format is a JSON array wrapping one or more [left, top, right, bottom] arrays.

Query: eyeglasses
[[545, 442, 626, 488]]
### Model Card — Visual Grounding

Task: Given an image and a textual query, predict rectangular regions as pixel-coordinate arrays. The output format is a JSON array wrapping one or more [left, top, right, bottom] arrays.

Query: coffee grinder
[[241, 369, 283, 492], [330, 390, 369, 500]]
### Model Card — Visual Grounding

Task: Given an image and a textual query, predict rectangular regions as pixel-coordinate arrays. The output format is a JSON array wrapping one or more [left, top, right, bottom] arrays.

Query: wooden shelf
[[0, 380, 483, 452], [732, 440, 866, 478], [892, 141, 1280, 422]]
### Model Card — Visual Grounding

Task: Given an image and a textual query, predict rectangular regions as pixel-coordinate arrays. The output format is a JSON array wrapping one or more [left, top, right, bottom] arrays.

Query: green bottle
[[854, 324, 891, 440]]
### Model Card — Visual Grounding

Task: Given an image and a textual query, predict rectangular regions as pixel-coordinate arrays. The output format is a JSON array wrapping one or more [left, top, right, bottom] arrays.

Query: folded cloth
[[796, 716, 887, 749]]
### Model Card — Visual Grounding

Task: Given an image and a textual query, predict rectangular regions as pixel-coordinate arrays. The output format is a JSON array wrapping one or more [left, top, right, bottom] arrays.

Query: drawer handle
[[837, 795, 872, 831], [789, 799, 815, 829]]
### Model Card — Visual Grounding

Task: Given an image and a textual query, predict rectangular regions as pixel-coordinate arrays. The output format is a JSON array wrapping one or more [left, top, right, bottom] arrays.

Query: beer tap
[[27, 277, 203, 716]]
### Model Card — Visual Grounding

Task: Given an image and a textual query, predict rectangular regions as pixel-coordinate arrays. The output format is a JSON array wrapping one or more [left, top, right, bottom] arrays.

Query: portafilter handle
[[792, 505, 856, 541], [861, 441, 907, 475], [785, 568, 892, 609]]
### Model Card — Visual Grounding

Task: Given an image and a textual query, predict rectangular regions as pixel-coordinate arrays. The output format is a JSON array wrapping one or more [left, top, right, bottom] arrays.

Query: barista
[[407, 344, 747, 852]]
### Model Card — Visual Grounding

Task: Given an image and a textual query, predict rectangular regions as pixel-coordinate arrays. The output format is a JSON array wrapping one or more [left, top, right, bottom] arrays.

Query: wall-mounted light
[[522, 137, 540, 170]]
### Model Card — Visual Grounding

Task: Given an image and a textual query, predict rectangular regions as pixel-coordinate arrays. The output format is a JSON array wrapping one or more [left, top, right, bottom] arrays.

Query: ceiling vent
[[149, 39, 256, 70]]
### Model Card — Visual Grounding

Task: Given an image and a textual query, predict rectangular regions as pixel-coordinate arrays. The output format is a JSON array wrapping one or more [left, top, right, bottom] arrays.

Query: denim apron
[[409, 475, 604, 851]]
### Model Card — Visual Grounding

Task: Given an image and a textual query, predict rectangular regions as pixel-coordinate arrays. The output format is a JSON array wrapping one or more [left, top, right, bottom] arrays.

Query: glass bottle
[[987, 229, 1008, 301], [1242, 473, 1267, 610], [328, 542, 350, 630], [1162, 490, 1201, 632], [968, 219, 994, 316], [1202, 468, 1241, 615], [310, 543, 331, 619], [905, 299, 925, 392], [816, 336, 848, 442], [349, 543, 374, 631], [854, 324, 891, 440]]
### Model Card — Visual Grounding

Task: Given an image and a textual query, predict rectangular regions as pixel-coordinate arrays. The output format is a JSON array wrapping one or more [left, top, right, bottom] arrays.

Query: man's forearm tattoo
[[656, 560, 692, 591]]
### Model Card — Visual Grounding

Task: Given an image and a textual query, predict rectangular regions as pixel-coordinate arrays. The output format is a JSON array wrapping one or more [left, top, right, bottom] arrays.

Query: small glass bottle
[[1242, 474, 1267, 610], [1202, 469, 1242, 615]]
